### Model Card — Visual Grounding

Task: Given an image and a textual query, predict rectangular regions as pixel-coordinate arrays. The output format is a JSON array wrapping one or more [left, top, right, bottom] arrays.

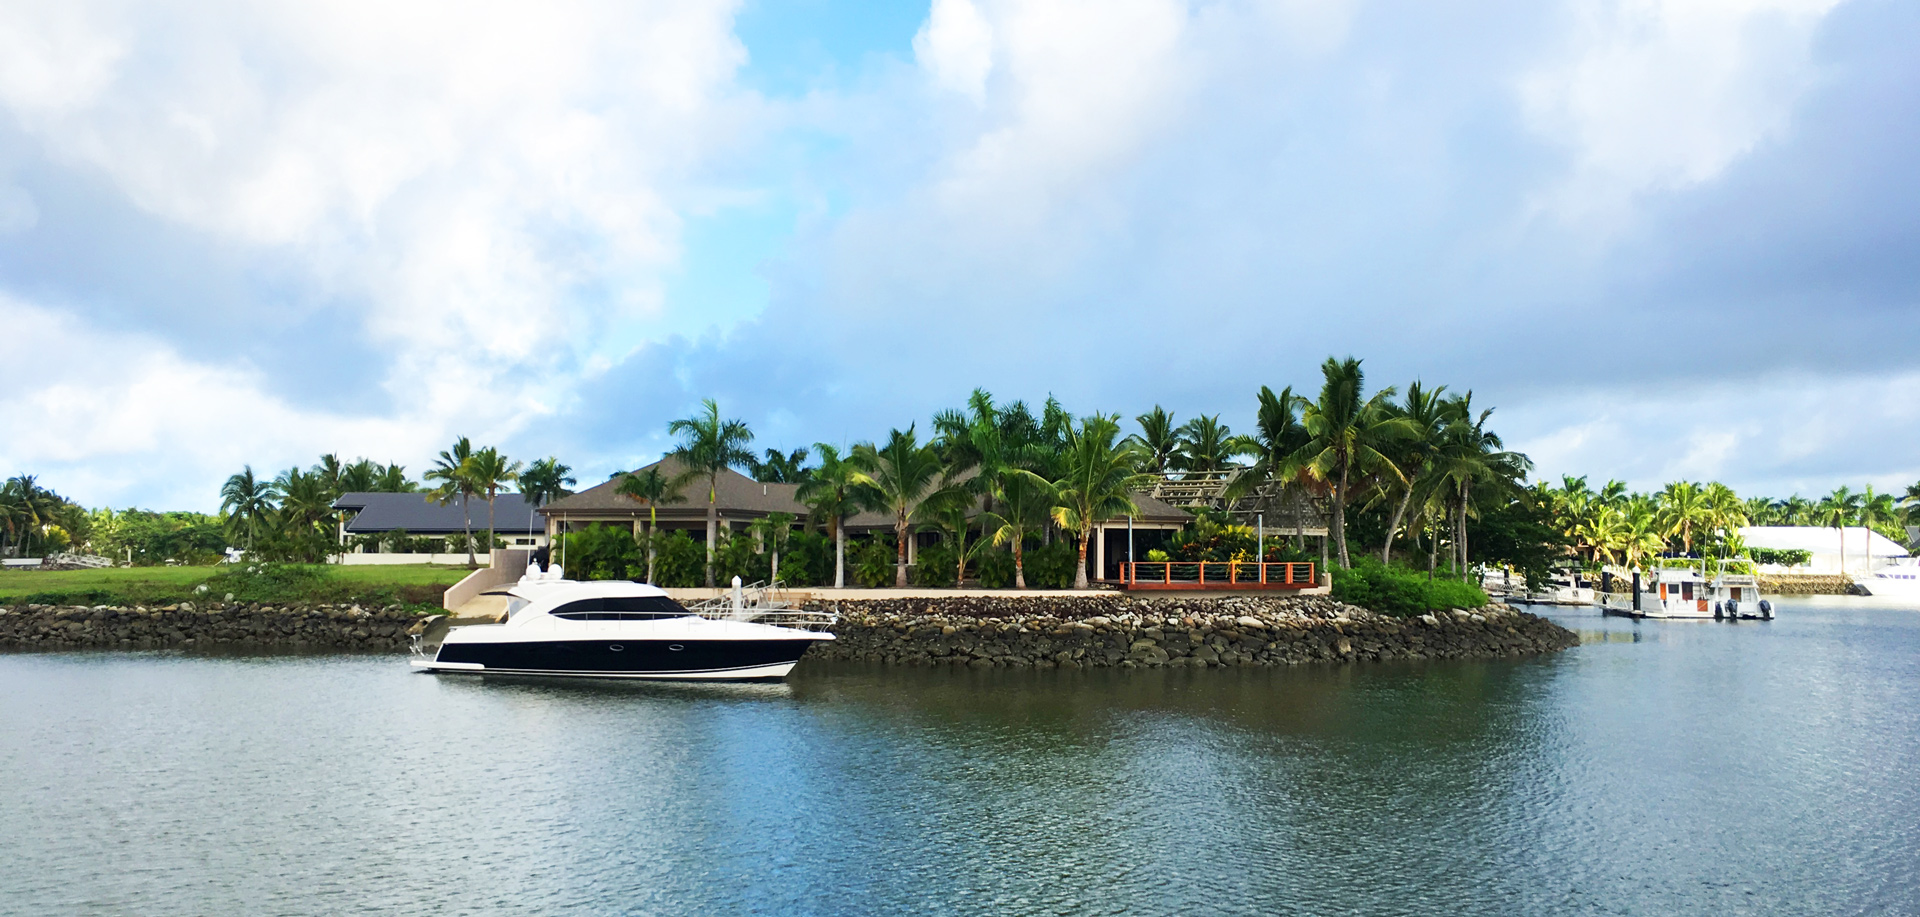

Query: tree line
[[1539, 477, 1918, 571]]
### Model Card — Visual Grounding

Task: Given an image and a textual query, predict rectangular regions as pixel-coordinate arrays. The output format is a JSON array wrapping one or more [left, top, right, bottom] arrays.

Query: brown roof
[[537, 456, 1192, 528], [538, 457, 895, 529]]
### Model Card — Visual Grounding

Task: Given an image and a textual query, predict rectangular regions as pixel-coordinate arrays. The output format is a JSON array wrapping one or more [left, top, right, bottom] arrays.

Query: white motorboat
[[411, 568, 835, 681], [1600, 559, 1774, 620], [1850, 558, 1920, 599]]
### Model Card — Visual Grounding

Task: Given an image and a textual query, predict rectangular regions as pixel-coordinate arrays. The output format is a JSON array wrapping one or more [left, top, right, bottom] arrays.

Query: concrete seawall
[[798, 595, 1578, 668]]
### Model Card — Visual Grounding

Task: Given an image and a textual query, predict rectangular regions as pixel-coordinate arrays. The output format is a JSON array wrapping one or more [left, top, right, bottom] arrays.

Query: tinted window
[[550, 595, 691, 620]]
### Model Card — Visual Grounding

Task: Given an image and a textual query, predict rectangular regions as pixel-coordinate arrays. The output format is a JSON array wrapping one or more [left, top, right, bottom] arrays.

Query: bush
[[913, 542, 959, 587], [852, 537, 897, 588], [712, 531, 771, 586], [976, 548, 1016, 588], [1331, 558, 1489, 617], [1751, 547, 1812, 567], [780, 530, 832, 587], [557, 524, 641, 581], [650, 531, 706, 587], [1022, 540, 1078, 589]]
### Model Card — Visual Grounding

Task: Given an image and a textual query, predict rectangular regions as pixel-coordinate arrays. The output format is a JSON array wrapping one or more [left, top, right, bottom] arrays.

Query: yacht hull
[[418, 637, 821, 681]]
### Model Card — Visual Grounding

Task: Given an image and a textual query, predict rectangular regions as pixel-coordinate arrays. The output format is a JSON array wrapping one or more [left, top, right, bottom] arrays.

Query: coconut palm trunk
[[1383, 486, 1415, 564], [835, 522, 847, 588], [894, 515, 910, 587], [1014, 538, 1027, 589]]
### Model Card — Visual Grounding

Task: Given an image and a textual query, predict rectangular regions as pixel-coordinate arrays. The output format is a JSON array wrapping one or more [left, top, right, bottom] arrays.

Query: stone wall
[[0, 603, 435, 651], [1756, 574, 1852, 595], [799, 595, 1578, 668]]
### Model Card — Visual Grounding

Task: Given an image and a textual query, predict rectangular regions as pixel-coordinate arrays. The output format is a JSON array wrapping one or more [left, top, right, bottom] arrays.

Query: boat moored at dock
[[1600, 559, 1774, 620], [411, 569, 835, 681]]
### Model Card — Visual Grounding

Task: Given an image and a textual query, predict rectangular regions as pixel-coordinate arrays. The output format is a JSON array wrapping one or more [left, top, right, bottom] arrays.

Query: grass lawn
[[0, 563, 476, 607]]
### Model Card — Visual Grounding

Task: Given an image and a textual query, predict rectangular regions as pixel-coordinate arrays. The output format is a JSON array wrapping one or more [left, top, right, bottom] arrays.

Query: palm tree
[[1903, 481, 1920, 526], [518, 457, 576, 508], [1294, 357, 1409, 568], [750, 448, 812, 484], [1621, 497, 1666, 570], [1860, 485, 1900, 569], [615, 466, 685, 584], [1704, 482, 1747, 545], [1173, 415, 1243, 474], [339, 459, 379, 493], [1376, 381, 1447, 564], [376, 463, 415, 492], [465, 447, 522, 557], [1051, 414, 1150, 589], [666, 399, 756, 587], [979, 469, 1058, 589], [796, 444, 863, 588], [1815, 487, 1862, 576], [1, 475, 56, 558], [219, 466, 278, 551], [1129, 406, 1180, 475], [424, 436, 478, 565], [850, 426, 949, 588], [1429, 394, 1528, 575], [274, 466, 338, 560], [1656, 482, 1712, 555]]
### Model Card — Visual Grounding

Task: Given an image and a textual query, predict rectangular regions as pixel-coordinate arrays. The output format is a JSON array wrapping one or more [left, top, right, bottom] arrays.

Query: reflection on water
[[1, 598, 1916, 916]]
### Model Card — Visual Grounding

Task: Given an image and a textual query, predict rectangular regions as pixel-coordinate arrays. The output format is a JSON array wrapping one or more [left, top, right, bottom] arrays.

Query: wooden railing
[[1120, 561, 1317, 590]]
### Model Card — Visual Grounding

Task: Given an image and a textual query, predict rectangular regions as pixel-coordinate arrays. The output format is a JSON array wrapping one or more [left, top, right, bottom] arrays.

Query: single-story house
[[333, 492, 548, 556], [1739, 525, 1910, 575], [535, 457, 1196, 580]]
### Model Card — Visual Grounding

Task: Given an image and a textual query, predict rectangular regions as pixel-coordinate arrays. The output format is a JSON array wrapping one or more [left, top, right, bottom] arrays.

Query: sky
[[1, 0, 1916, 512]]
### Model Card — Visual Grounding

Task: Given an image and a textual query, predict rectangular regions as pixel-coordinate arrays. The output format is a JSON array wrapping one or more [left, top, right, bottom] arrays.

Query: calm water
[[3, 599, 1917, 916]]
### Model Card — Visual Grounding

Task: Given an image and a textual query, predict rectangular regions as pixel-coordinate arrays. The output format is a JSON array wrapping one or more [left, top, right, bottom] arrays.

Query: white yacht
[[412, 568, 836, 681], [1601, 560, 1774, 620], [1851, 558, 1920, 599]]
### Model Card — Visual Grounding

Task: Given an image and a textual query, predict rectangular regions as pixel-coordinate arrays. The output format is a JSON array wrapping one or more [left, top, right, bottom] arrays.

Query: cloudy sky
[[1, 0, 1915, 511]]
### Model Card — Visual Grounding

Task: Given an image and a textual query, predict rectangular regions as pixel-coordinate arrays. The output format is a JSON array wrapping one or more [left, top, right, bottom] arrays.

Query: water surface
[[3, 598, 1916, 915]]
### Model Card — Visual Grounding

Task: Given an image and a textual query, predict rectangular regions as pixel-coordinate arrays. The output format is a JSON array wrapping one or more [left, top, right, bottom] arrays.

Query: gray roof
[[333, 492, 541, 535]]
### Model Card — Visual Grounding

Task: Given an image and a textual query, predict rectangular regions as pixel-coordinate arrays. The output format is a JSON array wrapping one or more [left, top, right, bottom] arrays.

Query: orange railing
[[1120, 561, 1317, 590]]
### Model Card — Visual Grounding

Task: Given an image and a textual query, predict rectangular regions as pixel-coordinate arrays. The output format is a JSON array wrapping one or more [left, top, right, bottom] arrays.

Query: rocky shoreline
[[798, 595, 1579, 668], [0, 602, 434, 651], [1, 595, 1580, 668]]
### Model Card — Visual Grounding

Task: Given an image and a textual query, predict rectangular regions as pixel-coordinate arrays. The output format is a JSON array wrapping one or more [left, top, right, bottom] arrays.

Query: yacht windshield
[[550, 596, 691, 621]]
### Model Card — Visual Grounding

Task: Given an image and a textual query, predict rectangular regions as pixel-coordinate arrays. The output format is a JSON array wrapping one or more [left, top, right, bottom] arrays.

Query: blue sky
[[1, 0, 1915, 511]]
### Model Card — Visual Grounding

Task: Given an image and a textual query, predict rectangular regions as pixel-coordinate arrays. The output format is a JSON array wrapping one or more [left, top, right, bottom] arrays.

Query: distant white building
[[1740, 526, 1910, 575]]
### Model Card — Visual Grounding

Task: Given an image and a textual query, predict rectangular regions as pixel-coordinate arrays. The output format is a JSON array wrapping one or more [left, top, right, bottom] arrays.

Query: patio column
[[1095, 524, 1106, 584]]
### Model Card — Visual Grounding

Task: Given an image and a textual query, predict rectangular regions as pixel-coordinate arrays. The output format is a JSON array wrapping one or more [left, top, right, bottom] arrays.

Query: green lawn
[[0, 563, 475, 607]]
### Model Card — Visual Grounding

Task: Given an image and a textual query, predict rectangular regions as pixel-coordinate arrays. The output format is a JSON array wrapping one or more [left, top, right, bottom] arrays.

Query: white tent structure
[[1740, 526, 1911, 575]]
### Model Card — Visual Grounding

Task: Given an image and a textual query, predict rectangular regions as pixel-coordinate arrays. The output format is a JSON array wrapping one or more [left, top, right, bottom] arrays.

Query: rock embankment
[[0, 603, 435, 650], [1756, 574, 1850, 595], [800, 595, 1577, 668]]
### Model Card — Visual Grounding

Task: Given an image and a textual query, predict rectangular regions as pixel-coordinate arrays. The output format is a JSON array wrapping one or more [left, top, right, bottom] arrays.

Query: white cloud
[[1506, 369, 1920, 497], [0, 0, 752, 444], [0, 294, 427, 509], [915, 0, 995, 104], [1520, 0, 1845, 220], [0, 182, 34, 233]]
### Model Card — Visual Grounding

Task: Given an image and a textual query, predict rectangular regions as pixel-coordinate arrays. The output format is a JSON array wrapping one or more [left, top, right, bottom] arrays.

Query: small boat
[[1600, 559, 1774, 620], [411, 568, 836, 681]]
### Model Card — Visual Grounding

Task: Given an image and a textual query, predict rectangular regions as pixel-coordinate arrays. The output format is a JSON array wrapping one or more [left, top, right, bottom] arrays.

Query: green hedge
[[1331, 559, 1489, 617]]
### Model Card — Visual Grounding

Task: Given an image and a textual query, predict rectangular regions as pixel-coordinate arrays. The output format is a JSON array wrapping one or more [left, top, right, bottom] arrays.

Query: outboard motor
[[1759, 599, 1773, 620], [1725, 599, 1738, 619], [1713, 601, 1725, 619]]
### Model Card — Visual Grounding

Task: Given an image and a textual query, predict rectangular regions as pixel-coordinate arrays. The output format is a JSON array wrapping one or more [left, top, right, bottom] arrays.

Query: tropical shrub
[[650, 531, 706, 588], [711, 531, 769, 585], [1022, 540, 1079, 589], [1331, 558, 1488, 617], [779, 530, 832, 587], [1169, 518, 1258, 562], [976, 548, 1016, 588], [913, 542, 959, 587], [559, 524, 641, 580], [852, 537, 897, 588], [1750, 547, 1812, 567]]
